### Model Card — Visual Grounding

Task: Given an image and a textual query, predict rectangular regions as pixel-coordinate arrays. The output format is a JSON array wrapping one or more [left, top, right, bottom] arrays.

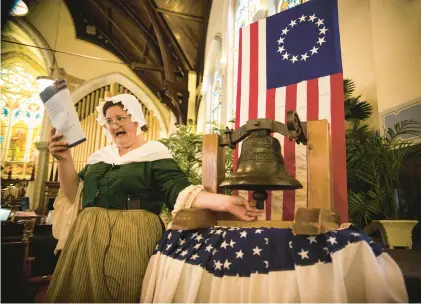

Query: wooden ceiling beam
[[90, 0, 145, 61], [92, 23, 161, 95], [140, 24, 153, 64], [143, 0, 173, 81], [109, 0, 156, 43], [130, 63, 164, 72], [149, 0, 192, 72], [144, 0, 188, 123], [81, 8, 133, 64], [108, 0, 163, 66], [155, 8, 203, 22], [196, 0, 212, 82]]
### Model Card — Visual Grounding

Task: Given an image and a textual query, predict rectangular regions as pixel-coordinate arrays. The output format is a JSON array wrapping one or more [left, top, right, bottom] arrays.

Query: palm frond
[[348, 191, 382, 227], [343, 78, 356, 99], [386, 119, 421, 141], [345, 98, 373, 121]]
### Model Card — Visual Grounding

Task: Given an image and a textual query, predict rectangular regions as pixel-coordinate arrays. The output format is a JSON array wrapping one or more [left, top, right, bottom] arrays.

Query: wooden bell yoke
[[172, 113, 342, 235]]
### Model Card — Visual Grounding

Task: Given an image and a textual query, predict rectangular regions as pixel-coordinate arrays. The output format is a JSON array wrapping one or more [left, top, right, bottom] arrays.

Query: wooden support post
[[202, 134, 225, 194], [291, 120, 338, 235], [170, 134, 225, 229], [307, 120, 333, 210]]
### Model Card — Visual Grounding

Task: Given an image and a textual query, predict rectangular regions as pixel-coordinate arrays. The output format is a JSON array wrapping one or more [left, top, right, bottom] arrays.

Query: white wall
[[339, 0, 379, 128], [370, 0, 421, 113]]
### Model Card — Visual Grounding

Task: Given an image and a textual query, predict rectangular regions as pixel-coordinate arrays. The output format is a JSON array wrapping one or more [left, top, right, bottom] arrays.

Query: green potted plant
[[344, 79, 421, 248], [158, 122, 234, 225]]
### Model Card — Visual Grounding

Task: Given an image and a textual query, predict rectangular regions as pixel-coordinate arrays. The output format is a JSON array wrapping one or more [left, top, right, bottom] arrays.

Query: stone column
[[30, 116, 52, 213]]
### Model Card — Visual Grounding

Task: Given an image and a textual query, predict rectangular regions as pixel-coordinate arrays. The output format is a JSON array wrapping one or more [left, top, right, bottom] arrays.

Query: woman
[[45, 93, 263, 303]]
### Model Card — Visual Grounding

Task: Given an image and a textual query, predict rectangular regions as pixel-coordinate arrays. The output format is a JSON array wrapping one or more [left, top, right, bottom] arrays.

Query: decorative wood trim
[[380, 96, 421, 144], [155, 8, 203, 22]]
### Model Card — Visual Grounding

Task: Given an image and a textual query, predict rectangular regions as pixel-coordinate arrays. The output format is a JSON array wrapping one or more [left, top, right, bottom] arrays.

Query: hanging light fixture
[[9, 0, 29, 16]]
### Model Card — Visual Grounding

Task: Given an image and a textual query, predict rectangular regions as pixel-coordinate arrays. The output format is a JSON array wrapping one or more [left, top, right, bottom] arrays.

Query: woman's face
[[104, 105, 139, 147]]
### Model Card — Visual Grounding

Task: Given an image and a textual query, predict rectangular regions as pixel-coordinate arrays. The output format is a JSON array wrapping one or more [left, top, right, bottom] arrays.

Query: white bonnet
[[96, 93, 146, 141]]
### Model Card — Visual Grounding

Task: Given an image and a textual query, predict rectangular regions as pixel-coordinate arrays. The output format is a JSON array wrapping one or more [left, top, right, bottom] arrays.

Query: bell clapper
[[252, 190, 268, 210]]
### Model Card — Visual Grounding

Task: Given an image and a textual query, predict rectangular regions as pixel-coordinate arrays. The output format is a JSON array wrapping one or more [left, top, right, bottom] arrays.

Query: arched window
[[233, 0, 256, 120], [278, 0, 310, 12], [1, 63, 44, 179], [232, 0, 310, 120], [209, 71, 223, 131]]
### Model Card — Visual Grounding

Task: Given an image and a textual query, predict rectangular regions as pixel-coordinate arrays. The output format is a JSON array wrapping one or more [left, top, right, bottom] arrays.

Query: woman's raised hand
[[49, 128, 72, 161]]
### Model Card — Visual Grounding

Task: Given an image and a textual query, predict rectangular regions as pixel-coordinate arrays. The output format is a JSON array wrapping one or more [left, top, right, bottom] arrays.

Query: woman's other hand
[[224, 195, 264, 221], [49, 128, 71, 161]]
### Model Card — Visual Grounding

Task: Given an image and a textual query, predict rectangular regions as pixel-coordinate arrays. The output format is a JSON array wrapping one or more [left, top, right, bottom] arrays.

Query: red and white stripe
[[235, 20, 347, 221]]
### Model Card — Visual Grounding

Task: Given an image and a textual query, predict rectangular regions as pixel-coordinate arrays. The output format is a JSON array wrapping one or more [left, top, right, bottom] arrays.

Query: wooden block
[[217, 220, 293, 229], [170, 209, 217, 230], [307, 120, 333, 210], [292, 208, 340, 235]]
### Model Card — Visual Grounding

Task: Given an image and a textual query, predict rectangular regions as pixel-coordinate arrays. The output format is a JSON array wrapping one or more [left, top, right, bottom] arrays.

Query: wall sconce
[[9, 0, 28, 16]]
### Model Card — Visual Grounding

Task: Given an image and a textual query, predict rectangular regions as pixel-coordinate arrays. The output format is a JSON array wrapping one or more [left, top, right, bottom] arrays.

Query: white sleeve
[[170, 185, 204, 219]]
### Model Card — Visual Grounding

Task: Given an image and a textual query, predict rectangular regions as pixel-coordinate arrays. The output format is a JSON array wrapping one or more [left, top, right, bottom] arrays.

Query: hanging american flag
[[233, 0, 347, 222]]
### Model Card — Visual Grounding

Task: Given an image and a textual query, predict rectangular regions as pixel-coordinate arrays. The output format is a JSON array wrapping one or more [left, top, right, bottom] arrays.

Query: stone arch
[[11, 18, 58, 74]]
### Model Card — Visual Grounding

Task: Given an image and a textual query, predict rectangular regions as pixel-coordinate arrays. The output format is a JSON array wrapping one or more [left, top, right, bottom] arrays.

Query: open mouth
[[115, 131, 126, 137]]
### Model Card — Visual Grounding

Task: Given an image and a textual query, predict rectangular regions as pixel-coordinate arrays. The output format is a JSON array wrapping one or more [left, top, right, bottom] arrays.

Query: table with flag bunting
[[141, 225, 407, 302]]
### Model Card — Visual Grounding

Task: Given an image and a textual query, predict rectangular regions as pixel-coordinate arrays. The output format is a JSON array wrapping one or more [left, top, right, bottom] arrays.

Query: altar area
[[140, 115, 409, 302]]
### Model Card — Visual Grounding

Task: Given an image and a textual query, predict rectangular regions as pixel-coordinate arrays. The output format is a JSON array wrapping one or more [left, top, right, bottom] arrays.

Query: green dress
[[79, 158, 191, 213], [45, 156, 192, 303]]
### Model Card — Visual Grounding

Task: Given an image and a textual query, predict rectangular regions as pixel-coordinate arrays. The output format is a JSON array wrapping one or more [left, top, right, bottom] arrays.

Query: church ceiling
[[63, 0, 212, 123]]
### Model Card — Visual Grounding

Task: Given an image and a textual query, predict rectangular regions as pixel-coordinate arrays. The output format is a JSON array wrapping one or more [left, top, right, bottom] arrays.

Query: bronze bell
[[220, 129, 302, 209]]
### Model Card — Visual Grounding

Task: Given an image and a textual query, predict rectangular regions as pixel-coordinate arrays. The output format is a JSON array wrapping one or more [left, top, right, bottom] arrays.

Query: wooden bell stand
[[172, 119, 343, 234]]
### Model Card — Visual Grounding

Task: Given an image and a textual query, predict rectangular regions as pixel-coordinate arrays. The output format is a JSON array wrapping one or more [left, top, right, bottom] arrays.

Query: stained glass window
[[278, 0, 310, 12], [234, 0, 254, 120], [209, 71, 223, 132], [0, 63, 44, 179]]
